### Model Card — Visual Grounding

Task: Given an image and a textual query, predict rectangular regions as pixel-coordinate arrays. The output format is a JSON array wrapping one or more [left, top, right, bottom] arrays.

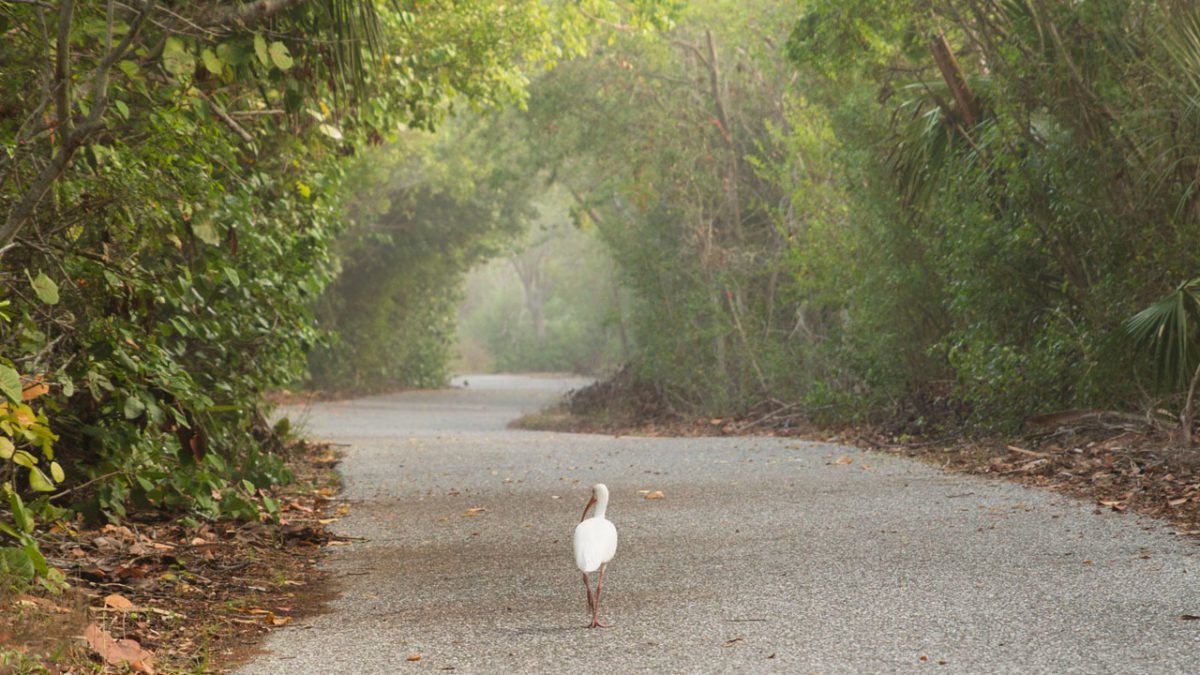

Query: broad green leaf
[[11, 450, 35, 469], [123, 395, 145, 420], [29, 271, 59, 305], [49, 461, 64, 483], [269, 41, 294, 70], [201, 48, 224, 74], [28, 466, 53, 492], [8, 492, 31, 533], [193, 221, 221, 247], [224, 267, 241, 288], [318, 123, 344, 141], [262, 495, 280, 518], [254, 34, 269, 67], [0, 364, 20, 403], [162, 37, 196, 76], [216, 42, 247, 66], [0, 437, 13, 459], [23, 541, 49, 576], [0, 547, 34, 581]]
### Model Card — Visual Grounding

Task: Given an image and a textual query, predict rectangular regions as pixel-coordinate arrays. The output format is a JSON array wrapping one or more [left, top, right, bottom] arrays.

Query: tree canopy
[[0, 0, 673, 585]]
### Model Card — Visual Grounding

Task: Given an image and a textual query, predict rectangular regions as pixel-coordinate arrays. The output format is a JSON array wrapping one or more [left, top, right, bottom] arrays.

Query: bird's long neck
[[592, 486, 609, 520]]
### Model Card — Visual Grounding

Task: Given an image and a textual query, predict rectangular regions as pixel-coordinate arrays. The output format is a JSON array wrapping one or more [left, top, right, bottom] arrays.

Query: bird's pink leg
[[589, 564, 613, 628], [582, 572, 595, 614]]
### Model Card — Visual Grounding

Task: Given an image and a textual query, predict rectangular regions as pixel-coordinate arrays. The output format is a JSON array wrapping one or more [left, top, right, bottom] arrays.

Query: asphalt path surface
[[239, 374, 1200, 674]]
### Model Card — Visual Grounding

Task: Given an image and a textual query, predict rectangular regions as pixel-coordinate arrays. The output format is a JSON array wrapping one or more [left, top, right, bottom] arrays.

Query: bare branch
[[54, 0, 74, 141], [197, 91, 255, 143], [0, 0, 158, 252], [576, 5, 634, 31]]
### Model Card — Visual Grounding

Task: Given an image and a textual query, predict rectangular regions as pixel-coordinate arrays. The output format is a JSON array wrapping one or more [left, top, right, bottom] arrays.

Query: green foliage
[[1123, 279, 1200, 390], [306, 126, 523, 390], [491, 0, 1200, 433], [766, 0, 1200, 428], [0, 0, 681, 572], [303, 0, 683, 390], [457, 197, 627, 375]]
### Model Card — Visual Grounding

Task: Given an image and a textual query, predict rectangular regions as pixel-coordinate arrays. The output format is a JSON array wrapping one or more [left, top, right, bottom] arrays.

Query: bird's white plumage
[[574, 517, 617, 572], [573, 483, 617, 573]]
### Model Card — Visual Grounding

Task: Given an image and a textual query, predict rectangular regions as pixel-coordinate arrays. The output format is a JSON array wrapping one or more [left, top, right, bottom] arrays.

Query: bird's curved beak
[[580, 495, 597, 522]]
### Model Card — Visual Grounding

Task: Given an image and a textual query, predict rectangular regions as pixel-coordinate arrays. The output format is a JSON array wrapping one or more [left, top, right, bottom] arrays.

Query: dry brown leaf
[[20, 374, 50, 401], [833, 457, 853, 465], [287, 500, 315, 513], [262, 611, 291, 626], [1168, 497, 1189, 507], [407, 654, 422, 661], [466, 507, 487, 513], [1181, 614, 1200, 620], [645, 491, 664, 500], [85, 623, 155, 674], [104, 593, 134, 610]]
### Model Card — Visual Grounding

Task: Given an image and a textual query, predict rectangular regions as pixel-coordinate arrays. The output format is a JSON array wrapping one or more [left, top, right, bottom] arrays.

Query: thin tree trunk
[[928, 29, 980, 129], [1180, 358, 1200, 446]]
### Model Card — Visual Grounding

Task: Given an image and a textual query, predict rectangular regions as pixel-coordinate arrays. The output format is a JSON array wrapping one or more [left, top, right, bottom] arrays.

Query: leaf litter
[[1, 439, 346, 672]]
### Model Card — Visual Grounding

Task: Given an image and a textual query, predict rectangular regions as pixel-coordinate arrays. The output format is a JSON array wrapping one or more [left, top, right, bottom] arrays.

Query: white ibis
[[573, 483, 618, 628]]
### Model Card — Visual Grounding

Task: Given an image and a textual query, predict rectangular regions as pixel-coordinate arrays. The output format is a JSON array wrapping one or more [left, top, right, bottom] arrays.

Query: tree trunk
[[1180, 358, 1200, 446], [928, 29, 980, 130]]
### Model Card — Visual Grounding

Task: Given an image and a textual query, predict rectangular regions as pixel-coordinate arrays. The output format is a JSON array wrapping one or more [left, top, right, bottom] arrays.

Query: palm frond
[[1122, 278, 1200, 388]]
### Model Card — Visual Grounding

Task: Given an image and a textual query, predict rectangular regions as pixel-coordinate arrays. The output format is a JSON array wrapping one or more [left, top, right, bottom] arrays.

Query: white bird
[[573, 483, 618, 628]]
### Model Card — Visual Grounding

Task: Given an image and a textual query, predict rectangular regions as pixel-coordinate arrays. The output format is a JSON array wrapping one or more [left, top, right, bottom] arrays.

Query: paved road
[[239, 374, 1200, 674]]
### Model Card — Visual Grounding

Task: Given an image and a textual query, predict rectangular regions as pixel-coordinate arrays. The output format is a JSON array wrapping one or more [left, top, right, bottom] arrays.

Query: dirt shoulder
[[1, 441, 345, 674]]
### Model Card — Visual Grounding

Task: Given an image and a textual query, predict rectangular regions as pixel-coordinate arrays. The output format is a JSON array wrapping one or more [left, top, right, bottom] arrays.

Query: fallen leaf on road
[[1181, 614, 1200, 620], [861, 464, 872, 470], [407, 654, 422, 661], [722, 637, 742, 648], [833, 457, 853, 465], [1168, 497, 1189, 507], [645, 491, 664, 500]]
